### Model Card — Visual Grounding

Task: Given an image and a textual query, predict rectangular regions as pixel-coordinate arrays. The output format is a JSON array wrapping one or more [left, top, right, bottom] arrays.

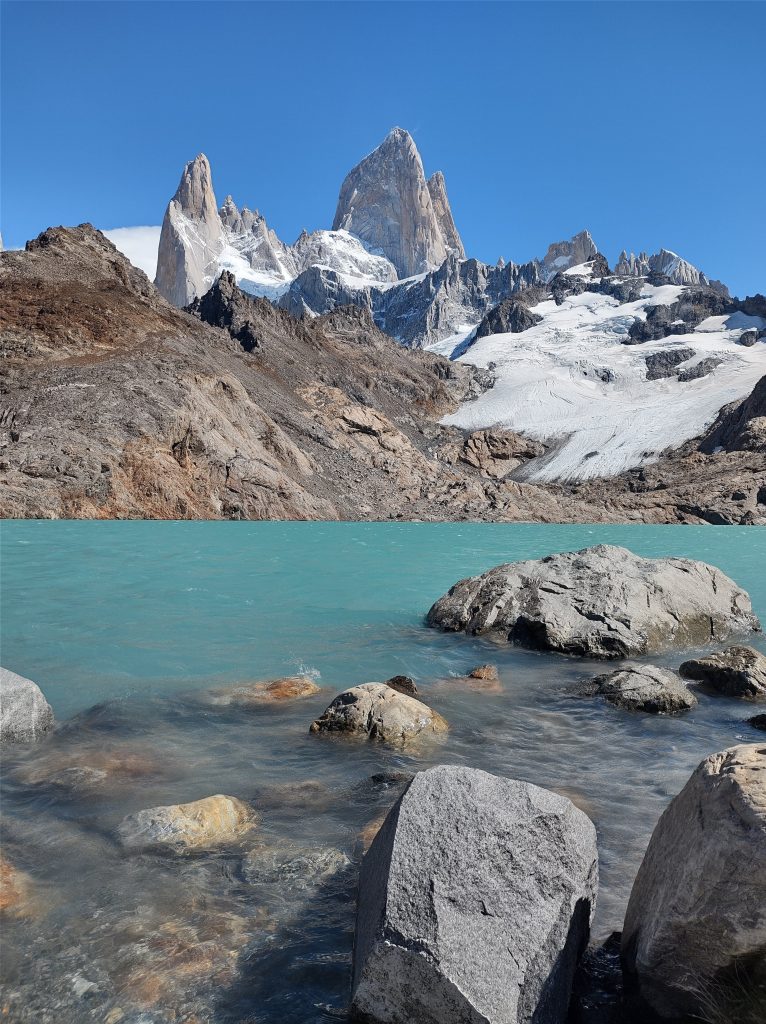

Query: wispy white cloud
[[102, 226, 161, 280]]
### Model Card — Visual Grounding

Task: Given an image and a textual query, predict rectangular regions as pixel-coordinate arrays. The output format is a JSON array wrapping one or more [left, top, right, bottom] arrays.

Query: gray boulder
[[426, 545, 760, 659], [0, 667, 54, 743], [622, 744, 766, 1021], [679, 645, 766, 700], [582, 665, 697, 714], [309, 682, 447, 747], [351, 765, 598, 1024]]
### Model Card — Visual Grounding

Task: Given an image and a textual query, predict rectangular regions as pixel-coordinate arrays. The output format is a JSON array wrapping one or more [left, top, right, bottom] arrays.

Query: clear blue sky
[[2, 0, 764, 295]]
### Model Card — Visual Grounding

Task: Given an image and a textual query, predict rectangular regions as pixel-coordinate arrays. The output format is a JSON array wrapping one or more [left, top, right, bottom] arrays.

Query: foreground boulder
[[582, 665, 698, 714], [679, 645, 766, 701], [622, 744, 766, 1020], [0, 667, 55, 743], [117, 795, 257, 853], [309, 683, 447, 747], [426, 545, 760, 658], [351, 765, 598, 1024]]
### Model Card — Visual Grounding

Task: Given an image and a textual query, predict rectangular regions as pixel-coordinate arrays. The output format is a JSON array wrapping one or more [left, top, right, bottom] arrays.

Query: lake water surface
[[1, 522, 765, 1023]]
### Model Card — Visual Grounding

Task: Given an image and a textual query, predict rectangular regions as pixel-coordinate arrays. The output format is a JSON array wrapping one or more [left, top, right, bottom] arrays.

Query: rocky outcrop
[[615, 247, 726, 292], [541, 230, 599, 281], [117, 794, 257, 853], [332, 128, 459, 278], [309, 682, 447, 747], [351, 765, 598, 1024], [677, 356, 722, 382], [0, 667, 54, 743], [385, 675, 419, 697], [701, 375, 766, 453], [581, 665, 698, 713], [155, 154, 225, 307], [679, 645, 766, 700], [644, 347, 695, 380], [622, 744, 766, 1021], [474, 297, 543, 339], [449, 428, 545, 480], [426, 545, 760, 658]]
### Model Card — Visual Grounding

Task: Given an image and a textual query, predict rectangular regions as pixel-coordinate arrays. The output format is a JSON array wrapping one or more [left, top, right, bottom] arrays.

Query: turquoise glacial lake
[[1, 521, 765, 1022]]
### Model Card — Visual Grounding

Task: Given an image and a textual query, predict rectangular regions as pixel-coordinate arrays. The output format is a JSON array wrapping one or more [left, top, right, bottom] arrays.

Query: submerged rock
[[210, 675, 321, 706], [117, 795, 257, 854], [468, 663, 499, 681], [242, 842, 349, 889], [622, 743, 766, 1021], [309, 682, 447, 747], [679, 645, 766, 701], [0, 667, 55, 743], [351, 766, 598, 1024], [426, 545, 760, 659], [0, 854, 34, 917], [748, 713, 766, 731], [582, 665, 698, 714]]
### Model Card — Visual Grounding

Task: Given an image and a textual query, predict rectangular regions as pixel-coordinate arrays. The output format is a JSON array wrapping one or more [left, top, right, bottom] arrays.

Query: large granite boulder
[[679, 645, 766, 701], [582, 665, 698, 714], [426, 545, 760, 659], [622, 744, 766, 1020], [0, 667, 55, 743], [309, 683, 447, 747], [351, 766, 598, 1024], [117, 795, 257, 854]]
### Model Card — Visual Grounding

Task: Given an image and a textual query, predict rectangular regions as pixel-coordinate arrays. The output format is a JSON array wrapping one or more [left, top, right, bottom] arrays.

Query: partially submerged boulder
[[117, 795, 257, 853], [351, 765, 598, 1024], [468, 664, 499, 681], [748, 713, 766, 731], [0, 854, 34, 917], [582, 665, 698, 714], [0, 667, 55, 743], [309, 683, 447, 747], [622, 744, 766, 1021], [426, 545, 760, 659], [679, 645, 766, 701], [209, 675, 321, 706]]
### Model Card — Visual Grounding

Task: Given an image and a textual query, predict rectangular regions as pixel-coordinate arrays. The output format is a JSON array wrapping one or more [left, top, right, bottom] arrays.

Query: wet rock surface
[[309, 682, 448, 747], [117, 795, 257, 853], [427, 544, 760, 658], [351, 765, 598, 1024], [0, 666, 55, 743], [679, 644, 766, 700], [581, 665, 698, 714], [622, 744, 766, 1021], [208, 675, 321, 706]]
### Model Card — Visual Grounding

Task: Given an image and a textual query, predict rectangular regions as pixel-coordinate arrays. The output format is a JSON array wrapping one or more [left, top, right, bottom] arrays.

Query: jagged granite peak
[[541, 230, 599, 281], [155, 153, 225, 307], [218, 194, 297, 282], [426, 170, 465, 259], [615, 246, 728, 294], [332, 127, 458, 278]]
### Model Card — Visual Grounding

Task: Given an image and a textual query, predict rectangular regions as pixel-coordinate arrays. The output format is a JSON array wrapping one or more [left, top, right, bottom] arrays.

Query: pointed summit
[[332, 127, 462, 278], [155, 153, 224, 306], [427, 171, 464, 259]]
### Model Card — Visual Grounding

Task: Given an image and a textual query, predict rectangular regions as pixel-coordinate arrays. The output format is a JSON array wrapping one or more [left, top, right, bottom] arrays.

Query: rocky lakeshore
[[2, 543, 765, 1023]]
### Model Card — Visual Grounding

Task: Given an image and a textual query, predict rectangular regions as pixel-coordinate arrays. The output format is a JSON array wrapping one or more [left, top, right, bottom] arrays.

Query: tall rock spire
[[332, 127, 463, 279], [155, 153, 225, 306], [427, 171, 464, 259]]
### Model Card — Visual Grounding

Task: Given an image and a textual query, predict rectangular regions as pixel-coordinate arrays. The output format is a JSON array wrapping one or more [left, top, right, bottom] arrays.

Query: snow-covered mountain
[[105, 127, 765, 484]]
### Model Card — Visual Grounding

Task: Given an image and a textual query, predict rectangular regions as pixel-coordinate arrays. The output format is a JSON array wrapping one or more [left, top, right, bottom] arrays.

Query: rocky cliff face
[[332, 127, 461, 278], [218, 195, 297, 282], [155, 154, 225, 307], [426, 170, 465, 259]]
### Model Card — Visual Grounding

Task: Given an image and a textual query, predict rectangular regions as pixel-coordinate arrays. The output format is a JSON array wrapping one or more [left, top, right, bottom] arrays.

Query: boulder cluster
[[2, 544, 765, 1023]]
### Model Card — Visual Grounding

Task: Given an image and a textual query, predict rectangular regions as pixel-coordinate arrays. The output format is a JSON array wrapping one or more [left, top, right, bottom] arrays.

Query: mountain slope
[[1, 226, 763, 524]]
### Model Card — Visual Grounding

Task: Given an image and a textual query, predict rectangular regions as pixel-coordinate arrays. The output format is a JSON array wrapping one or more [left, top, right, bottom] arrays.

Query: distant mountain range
[[141, 128, 732, 352]]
